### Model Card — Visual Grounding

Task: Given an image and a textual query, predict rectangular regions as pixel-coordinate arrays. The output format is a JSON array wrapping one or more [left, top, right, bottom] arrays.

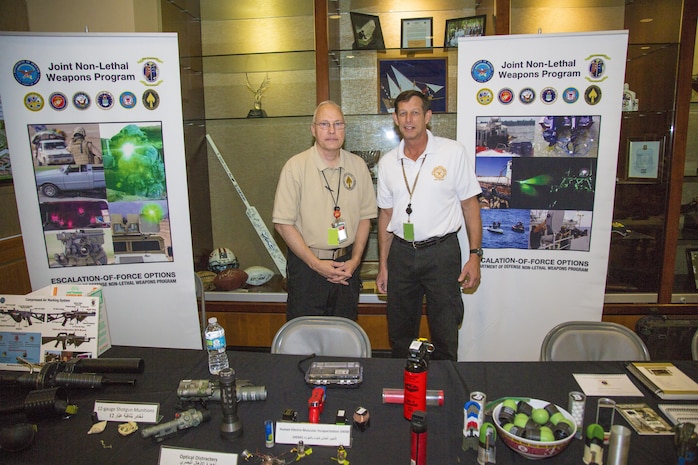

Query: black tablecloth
[[0, 346, 695, 464]]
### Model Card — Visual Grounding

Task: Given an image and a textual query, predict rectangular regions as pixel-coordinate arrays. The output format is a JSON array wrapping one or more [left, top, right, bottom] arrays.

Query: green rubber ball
[[549, 412, 565, 425], [540, 426, 555, 442], [531, 408, 550, 425], [514, 413, 530, 429], [502, 399, 518, 410], [558, 418, 575, 429]]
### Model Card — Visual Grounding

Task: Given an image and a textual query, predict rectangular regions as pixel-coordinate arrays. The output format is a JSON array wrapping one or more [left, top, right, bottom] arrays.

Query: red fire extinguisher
[[404, 338, 435, 421]]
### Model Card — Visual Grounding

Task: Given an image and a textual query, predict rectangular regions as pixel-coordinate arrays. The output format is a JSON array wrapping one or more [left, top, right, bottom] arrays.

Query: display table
[[0, 346, 693, 464]]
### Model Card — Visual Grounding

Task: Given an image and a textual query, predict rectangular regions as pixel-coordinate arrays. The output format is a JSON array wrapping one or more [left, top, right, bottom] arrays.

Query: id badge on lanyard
[[329, 219, 348, 246]]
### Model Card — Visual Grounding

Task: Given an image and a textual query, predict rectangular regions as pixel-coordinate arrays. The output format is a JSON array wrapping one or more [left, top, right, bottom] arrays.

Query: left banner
[[0, 33, 202, 350]]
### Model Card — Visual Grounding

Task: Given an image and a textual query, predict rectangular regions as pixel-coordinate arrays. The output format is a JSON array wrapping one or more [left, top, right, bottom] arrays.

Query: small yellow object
[[117, 421, 138, 436], [293, 446, 312, 461], [87, 420, 107, 435], [331, 445, 349, 464]]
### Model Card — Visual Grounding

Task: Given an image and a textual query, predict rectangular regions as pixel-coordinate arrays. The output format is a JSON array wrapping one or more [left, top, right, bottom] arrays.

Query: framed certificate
[[401, 17, 433, 49], [627, 138, 663, 181]]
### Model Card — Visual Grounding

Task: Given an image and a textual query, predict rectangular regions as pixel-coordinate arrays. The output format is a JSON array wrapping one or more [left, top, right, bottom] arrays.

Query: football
[[213, 268, 248, 291], [244, 266, 274, 286], [196, 270, 217, 291]]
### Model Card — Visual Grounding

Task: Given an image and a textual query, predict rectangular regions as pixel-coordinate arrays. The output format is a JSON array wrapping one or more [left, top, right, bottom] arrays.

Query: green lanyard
[[401, 155, 427, 223]]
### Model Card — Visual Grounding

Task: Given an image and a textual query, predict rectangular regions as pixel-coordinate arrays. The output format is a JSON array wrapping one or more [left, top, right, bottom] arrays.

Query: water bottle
[[205, 317, 229, 375]]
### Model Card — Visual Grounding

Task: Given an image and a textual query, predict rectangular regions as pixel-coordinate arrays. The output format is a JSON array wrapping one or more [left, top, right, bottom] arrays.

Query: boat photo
[[486, 221, 504, 234], [511, 221, 525, 233], [379, 61, 445, 113]]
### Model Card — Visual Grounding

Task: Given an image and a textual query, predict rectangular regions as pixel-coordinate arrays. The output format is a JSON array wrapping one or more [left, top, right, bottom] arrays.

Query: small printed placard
[[275, 422, 352, 447], [159, 446, 238, 465], [94, 400, 160, 423]]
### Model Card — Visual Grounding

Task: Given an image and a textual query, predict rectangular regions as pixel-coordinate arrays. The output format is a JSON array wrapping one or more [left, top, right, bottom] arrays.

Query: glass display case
[[323, 0, 689, 302], [675, 29, 698, 296], [196, 0, 319, 273], [186, 0, 693, 306]]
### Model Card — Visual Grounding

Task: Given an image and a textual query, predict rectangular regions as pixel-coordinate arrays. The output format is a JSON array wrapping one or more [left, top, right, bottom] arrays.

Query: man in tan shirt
[[272, 101, 377, 320]]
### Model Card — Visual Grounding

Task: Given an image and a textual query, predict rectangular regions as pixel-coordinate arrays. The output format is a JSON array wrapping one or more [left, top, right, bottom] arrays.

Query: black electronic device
[[219, 368, 243, 438], [304, 361, 363, 388]]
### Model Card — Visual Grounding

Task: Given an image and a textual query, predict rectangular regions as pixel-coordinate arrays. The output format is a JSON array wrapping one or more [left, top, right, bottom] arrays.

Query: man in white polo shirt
[[273, 101, 377, 320], [376, 90, 482, 360]]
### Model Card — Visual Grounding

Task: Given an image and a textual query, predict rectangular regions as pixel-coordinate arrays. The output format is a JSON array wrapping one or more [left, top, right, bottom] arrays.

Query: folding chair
[[540, 321, 650, 361], [271, 316, 372, 358]]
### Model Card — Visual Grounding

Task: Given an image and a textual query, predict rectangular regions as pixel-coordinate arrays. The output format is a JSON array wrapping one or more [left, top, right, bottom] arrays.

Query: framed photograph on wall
[[444, 15, 486, 48], [350, 12, 385, 50], [401, 17, 433, 49], [378, 58, 447, 114], [686, 249, 698, 290], [627, 138, 663, 181]]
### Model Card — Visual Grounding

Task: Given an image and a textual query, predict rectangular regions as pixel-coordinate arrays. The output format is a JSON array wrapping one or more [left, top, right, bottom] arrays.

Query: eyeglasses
[[314, 121, 346, 130]]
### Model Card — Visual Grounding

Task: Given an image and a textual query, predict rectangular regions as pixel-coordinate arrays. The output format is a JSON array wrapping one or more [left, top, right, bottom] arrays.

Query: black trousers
[[387, 233, 464, 360], [285, 246, 360, 320]]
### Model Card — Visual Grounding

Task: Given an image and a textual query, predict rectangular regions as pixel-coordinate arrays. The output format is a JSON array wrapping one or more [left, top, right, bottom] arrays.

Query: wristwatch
[[469, 248, 484, 259]]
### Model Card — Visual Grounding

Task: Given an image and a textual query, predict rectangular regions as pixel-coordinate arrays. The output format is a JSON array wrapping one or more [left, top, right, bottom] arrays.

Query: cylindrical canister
[[470, 391, 486, 424], [404, 360, 428, 420], [569, 391, 586, 440], [410, 411, 428, 465], [264, 420, 274, 448], [382, 388, 444, 406]]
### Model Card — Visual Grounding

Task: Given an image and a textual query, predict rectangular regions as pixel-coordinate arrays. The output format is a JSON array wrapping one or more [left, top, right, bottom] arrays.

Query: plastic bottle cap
[[208, 317, 217, 324]]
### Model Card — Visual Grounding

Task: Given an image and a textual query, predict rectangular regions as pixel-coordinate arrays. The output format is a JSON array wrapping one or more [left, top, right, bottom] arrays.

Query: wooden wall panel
[[206, 302, 431, 352], [204, 300, 698, 355], [0, 236, 31, 295]]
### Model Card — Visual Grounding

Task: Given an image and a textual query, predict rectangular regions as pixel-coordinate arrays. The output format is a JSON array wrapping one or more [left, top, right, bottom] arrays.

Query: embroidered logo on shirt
[[432, 166, 447, 180], [343, 172, 357, 190]]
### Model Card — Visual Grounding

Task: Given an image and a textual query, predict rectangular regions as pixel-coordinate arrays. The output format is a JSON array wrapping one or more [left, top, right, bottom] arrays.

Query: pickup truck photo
[[35, 164, 106, 197], [36, 139, 74, 165]]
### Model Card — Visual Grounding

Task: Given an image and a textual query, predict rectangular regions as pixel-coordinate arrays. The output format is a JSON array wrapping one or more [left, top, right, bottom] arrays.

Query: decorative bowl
[[491, 398, 577, 460]]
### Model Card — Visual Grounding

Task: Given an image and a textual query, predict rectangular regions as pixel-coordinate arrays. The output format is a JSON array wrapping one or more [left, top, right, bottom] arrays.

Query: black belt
[[393, 231, 458, 249]]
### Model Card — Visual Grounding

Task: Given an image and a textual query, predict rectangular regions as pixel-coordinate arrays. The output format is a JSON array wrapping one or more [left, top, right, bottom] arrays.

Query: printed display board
[[0, 284, 110, 370], [0, 33, 201, 349], [456, 31, 628, 360]]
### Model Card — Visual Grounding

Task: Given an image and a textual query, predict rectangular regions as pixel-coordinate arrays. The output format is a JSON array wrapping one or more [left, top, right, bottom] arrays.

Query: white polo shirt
[[376, 130, 481, 242]]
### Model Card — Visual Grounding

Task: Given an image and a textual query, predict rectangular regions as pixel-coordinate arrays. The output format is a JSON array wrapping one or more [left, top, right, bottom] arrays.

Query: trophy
[[246, 73, 271, 118]]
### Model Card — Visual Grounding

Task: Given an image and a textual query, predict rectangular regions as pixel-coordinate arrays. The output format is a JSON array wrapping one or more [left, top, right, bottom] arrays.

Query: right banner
[[457, 31, 629, 360]]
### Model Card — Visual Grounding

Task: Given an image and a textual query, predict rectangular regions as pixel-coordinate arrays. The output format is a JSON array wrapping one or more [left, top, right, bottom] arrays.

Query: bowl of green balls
[[491, 398, 577, 460]]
